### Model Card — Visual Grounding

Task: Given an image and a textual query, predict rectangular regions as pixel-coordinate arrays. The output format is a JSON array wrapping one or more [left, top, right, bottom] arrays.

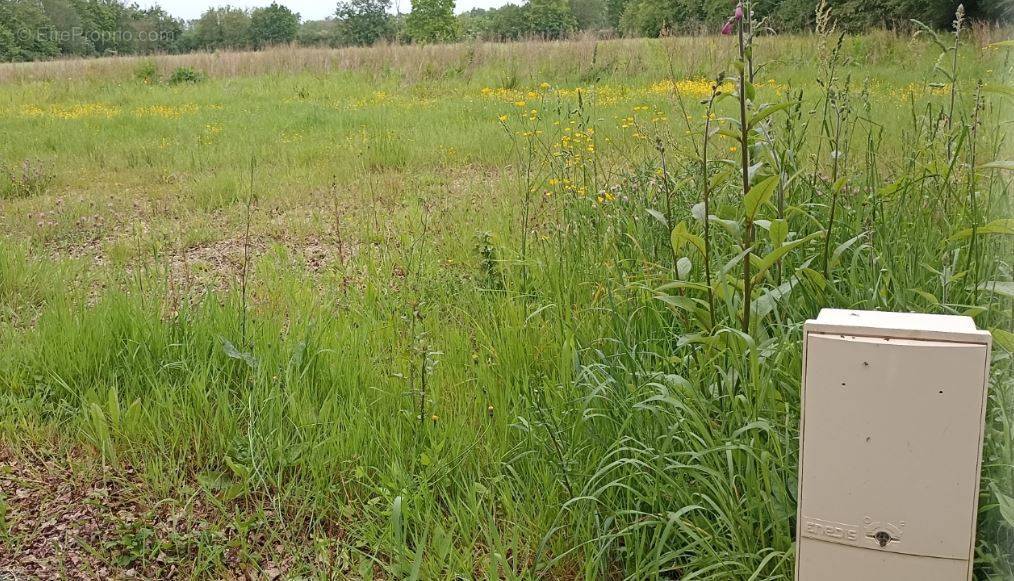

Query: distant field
[[0, 31, 1011, 578]]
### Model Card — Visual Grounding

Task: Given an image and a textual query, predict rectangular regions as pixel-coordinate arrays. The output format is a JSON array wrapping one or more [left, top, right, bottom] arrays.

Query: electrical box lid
[[807, 308, 991, 344]]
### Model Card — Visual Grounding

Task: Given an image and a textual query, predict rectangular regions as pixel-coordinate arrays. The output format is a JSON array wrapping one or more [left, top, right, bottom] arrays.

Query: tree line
[[1, 0, 1008, 62]]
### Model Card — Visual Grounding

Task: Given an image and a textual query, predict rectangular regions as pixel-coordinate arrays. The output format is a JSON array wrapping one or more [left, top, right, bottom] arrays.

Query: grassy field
[[0, 27, 1012, 579]]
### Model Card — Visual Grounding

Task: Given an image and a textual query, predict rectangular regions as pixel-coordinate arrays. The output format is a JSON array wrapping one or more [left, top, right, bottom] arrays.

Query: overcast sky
[[137, 0, 513, 20]]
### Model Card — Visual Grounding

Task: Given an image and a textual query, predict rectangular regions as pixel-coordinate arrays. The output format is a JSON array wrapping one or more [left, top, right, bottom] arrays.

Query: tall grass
[[1, 26, 1008, 85], [0, 21, 1011, 578]]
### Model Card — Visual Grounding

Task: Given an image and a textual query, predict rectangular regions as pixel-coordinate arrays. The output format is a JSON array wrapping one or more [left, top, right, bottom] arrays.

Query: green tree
[[335, 0, 392, 45], [456, 8, 492, 38], [605, 0, 627, 28], [70, 0, 133, 55], [619, 0, 677, 36], [0, 0, 59, 61], [40, 0, 91, 55], [489, 4, 530, 39], [617, 0, 731, 37], [457, 4, 529, 40], [193, 6, 251, 50], [405, 0, 458, 43], [297, 18, 340, 45], [764, 0, 995, 32], [128, 7, 184, 54], [835, 0, 954, 30], [250, 2, 300, 48], [571, 0, 607, 29], [970, 0, 1013, 22], [526, 0, 577, 38]]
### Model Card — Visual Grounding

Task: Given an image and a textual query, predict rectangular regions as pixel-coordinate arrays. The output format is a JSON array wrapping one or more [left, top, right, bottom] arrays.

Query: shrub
[[134, 60, 159, 84], [167, 66, 207, 85]]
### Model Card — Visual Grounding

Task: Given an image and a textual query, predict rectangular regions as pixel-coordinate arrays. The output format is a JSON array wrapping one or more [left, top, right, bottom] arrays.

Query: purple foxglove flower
[[721, 2, 743, 35]]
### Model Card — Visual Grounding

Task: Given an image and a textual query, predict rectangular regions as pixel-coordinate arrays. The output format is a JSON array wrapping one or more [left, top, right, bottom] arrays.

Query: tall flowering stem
[[702, 80, 722, 328], [946, 5, 965, 161], [735, 1, 753, 333]]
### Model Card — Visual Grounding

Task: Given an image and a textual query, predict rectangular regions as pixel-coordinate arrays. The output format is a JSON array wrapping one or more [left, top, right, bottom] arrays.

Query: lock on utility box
[[795, 309, 992, 580]]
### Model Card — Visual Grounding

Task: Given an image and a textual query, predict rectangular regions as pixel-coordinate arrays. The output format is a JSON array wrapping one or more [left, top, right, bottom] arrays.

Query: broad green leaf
[[991, 483, 1014, 527], [655, 293, 708, 320], [646, 208, 668, 227], [671, 222, 687, 255], [769, 219, 788, 247], [710, 215, 742, 237], [947, 219, 1014, 242], [798, 267, 827, 290], [222, 338, 259, 369], [709, 167, 734, 190], [748, 102, 793, 129], [753, 279, 797, 320], [671, 221, 706, 256], [224, 455, 251, 480], [961, 306, 987, 319], [750, 233, 821, 284], [991, 329, 1014, 353], [910, 288, 940, 305], [106, 386, 120, 426], [391, 496, 404, 543], [988, 40, 1014, 48], [743, 175, 779, 221]]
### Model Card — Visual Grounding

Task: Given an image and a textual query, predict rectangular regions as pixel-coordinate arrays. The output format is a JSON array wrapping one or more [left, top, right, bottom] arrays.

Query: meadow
[[0, 24, 1012, 579]]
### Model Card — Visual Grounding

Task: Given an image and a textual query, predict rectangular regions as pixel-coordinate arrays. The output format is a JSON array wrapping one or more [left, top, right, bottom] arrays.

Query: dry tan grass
[[4, 24, 1007, 85], [1, 36, 742, 84]]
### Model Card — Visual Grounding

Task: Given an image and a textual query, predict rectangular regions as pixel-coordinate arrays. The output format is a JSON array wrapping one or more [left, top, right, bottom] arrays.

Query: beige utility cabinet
[[796, 309, 992, 580]]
